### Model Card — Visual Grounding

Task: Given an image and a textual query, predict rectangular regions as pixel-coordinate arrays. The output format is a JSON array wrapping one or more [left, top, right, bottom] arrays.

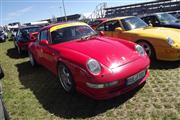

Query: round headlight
[[135, 45, 145, 56], [87, 59, 101, 75], [167, 37, 174, 46]]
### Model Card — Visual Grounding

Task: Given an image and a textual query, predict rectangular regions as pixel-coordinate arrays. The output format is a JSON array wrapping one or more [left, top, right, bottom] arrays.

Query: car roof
[[19, 25, 40, 29], [95, 18, 108, 21], [104, 16, 134, 22], [141, 12, 167, 18], [40, 22, 88, 31]]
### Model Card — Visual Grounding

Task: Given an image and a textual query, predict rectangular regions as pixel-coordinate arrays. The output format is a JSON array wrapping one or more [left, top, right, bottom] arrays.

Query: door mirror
[[30, 32, 39, 42], [115, 27, 123, 33], [99, 31, 104, 36], [39, 40, 48, 45]]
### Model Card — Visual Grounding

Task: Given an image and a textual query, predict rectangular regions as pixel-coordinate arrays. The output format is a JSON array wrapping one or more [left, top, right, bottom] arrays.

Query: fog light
[[86, 81, 119, 89]]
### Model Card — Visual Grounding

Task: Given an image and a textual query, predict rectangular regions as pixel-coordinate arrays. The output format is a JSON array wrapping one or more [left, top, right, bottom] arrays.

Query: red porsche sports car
[[28, 22, 150, 100], [14, 26, 40, 54]]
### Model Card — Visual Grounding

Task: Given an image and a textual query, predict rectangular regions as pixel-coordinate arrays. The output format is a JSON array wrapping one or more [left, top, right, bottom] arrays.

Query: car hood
[[131, 27, 180, 43], [54, 36, 139, 68]]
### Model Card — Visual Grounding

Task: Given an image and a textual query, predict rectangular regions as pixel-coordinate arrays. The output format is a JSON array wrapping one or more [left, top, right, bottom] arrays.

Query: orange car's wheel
[[57, 63, 75, 93], [137, 41, 156, 60]]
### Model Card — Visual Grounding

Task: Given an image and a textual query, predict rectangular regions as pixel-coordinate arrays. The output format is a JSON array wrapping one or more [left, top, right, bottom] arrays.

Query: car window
[[104, 20, 121, 31], [146, 16, 159, 25], [157, 13, 177, 23], [96, 24, 105, 31], [121, 17, 148, 30], [40, 30, 48, 41], [51, 25, 96, 44], [141, 16, 151, 24]]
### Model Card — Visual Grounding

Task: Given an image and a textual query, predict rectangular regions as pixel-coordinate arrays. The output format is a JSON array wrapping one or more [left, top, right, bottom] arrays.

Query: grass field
[[0, 38, 180, 120]]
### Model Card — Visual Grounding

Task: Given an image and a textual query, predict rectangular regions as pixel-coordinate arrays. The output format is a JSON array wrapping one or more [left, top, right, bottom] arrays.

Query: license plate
[[126, 70, 146, 86]]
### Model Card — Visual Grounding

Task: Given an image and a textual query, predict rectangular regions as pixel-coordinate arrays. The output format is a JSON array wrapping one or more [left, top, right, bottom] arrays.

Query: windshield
[[20, 27, 40, 34], [18, 27, 40, 42], [51, 25, 96, 44], [121, 17, 149, 30], [157, 13, 177, 24]]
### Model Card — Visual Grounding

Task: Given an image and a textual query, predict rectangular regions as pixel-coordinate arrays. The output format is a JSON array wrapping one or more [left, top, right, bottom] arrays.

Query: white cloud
[[5, 6, 33, 21], [82, 12, 92, 18]]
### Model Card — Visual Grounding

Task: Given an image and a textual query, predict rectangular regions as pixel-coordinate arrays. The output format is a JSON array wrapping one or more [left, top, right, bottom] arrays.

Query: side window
[[141, 17, 150, 24], [96, 24, 105, 31], [40, 30, 48, 41], [105, 20, 121, 31], [149, 16, 159, 25]]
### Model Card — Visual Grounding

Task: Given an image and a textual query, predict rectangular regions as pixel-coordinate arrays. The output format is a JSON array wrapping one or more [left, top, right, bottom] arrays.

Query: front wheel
[[57, 63, 75, 93], [137, 41, 156, 60]]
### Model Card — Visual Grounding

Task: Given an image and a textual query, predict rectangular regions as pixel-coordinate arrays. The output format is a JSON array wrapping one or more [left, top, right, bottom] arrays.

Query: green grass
[[0, 37, 180, 120]]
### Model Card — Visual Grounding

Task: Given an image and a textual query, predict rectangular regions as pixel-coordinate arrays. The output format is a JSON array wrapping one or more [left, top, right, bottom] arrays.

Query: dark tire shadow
[[0, 40, 6, 43], [8, 38, 14, 41], [15, 61, 145, 119], [150, 60, 180, 70], [6, 48, 27, 59]]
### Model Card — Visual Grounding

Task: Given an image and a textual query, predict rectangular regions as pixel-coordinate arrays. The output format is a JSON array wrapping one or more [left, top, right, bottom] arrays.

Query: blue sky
[[0, 0, 151, 25]]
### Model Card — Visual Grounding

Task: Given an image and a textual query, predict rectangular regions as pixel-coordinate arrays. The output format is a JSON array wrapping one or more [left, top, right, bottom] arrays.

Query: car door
[[33, 29, 48, 66], [39, 30, 58, 73], [113, 20, 135, 41], [97, 21, 118, 37]]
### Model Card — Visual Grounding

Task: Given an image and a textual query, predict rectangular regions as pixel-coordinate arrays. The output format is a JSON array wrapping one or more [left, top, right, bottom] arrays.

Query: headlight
[[135, 45, 145, 56], [167, 37, 174, 46], [87, 59, 101, 75]]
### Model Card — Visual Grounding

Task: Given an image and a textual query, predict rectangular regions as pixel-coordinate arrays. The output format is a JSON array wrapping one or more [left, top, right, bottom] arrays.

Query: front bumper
[[74, 57, 150, 100], [79, 70, 149, 100], [0, 35, 5, 41]]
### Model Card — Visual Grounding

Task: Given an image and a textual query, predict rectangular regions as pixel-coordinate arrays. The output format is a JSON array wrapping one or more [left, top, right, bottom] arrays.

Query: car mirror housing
[[40, 40, 49, 45], [30, 32, 39, 42], [115, 27, 123, 33], [99, 31, 104, 36]]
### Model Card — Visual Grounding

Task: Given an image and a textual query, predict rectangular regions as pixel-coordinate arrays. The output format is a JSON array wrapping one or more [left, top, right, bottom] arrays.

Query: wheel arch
[[135, 39, 157, 59]]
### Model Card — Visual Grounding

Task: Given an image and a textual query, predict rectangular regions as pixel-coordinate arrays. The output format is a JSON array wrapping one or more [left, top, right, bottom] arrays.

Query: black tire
[[28, 51, 37, 67], [137, 41, 156, 60], [57, 63, 75, 93]]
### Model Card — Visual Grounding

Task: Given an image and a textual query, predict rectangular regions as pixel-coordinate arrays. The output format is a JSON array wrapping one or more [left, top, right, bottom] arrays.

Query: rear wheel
[[137, 41, 156, 60], [57, 63, 75, 93]]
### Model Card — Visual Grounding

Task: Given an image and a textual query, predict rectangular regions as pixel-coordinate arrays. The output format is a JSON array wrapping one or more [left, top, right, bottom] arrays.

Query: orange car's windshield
[[121, 17, 149, 30], [51, 25, 96, 44], [157, 13, 177, 24]]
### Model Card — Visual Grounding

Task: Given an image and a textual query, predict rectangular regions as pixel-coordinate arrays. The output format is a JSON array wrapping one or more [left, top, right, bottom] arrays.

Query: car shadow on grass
[[7, 48, 27, 59], [15, 61, 145, 119], [150, 60, 180, 70]]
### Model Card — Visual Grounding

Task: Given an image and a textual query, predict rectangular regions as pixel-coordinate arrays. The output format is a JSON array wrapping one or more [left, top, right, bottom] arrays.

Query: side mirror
[[39, 40, 48, 45], [115, 27, 123, 33], [99, 31, 104, 36], [30, 32, 39, 42]]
